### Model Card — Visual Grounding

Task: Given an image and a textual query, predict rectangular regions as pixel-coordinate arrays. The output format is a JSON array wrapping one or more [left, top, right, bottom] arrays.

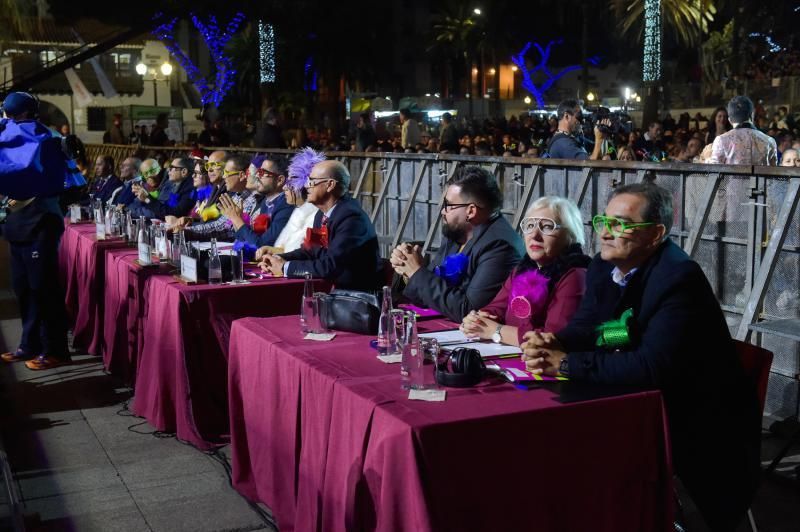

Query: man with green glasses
[[522, 181, 760, 531]]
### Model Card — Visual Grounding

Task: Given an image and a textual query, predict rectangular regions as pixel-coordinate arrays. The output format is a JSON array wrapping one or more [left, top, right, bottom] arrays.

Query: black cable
[[207, 448, 277, 529]]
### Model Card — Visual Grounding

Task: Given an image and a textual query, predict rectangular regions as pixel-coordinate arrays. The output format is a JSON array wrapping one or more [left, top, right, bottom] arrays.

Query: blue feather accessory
[[434, 252, 468, 286]]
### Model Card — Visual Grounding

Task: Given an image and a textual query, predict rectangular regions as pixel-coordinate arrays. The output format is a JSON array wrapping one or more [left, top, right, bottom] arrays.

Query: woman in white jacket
[[256, 147, 324, 256]]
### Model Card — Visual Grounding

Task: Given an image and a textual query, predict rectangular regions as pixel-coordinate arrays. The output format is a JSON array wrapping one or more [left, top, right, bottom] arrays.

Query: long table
[[227, 315, 674, 531], [131, 274, 330, 450]]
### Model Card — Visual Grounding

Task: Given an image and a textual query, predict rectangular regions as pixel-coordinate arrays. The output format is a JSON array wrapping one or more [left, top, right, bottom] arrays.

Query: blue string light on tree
[[152, 12, 245, 107], [642, 0, 662, 83], [258, 21, 276, 83]]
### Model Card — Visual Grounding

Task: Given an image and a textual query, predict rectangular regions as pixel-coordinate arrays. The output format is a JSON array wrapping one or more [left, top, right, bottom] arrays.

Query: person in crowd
[[547, 99, 607, 160], [672, 137, 704, 163], [439, 112, 459, 152], [780, 148, 799, 167], [130, 156, 194, 219], [399, 108, 420, 149], [355, 112, 377, 152], [617, 145, 637, 161], [166, 160, 215, 228], [103, 113, 126, 145], [183, 154, 251, 239], [255, 107, 286, 149], [709, 96, 778, 166], [0, 92, 71, 370], [460, 196, 590, 346], [634, 121, 666, 159], [522, 182, 760, 531], [90, 155, 121, 204], [257, 149, 325, 255], [110, 157, 142, 207], [705, 106, 732, 145], [148, 113, 171, 146], [139, 159, 162, 200], [221, 153, 295, 248], [391, 165, 524, 322], [259, 160, 383, 291]]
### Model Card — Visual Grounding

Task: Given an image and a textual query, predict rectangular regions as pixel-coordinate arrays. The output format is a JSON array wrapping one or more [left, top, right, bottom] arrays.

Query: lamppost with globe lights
[[135, 61, 172, 107]]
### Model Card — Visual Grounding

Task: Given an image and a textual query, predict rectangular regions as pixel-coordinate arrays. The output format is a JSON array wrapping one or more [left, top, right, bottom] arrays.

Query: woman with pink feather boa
[[460, 196, 590, 346]]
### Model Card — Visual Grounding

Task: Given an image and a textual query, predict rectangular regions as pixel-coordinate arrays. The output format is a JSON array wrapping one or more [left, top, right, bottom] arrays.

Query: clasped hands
[[460, 310, 499, 340], [390, 242, 425, 279], [258, 250, 285, 277], [218, 194, 244, 229], [520, 331, 567, 377]]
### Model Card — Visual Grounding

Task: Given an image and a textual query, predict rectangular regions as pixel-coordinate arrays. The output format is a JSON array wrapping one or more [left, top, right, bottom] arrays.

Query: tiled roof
[[8, 17, 147, 46]]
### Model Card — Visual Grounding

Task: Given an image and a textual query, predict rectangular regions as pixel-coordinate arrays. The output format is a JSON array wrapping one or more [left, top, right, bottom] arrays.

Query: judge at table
[[522, 182, 760, 531], [259, 160, 383, 292], [390, 165, 524, 322]]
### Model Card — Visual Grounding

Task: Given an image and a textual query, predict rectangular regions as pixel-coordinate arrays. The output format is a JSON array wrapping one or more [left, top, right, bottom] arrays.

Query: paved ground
[[0, 279, 797, 531]]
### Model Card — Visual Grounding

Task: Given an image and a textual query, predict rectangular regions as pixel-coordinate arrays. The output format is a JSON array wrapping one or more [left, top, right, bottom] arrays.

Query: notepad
[[418, 329, 477, 345], [485, 358, 567, 382]]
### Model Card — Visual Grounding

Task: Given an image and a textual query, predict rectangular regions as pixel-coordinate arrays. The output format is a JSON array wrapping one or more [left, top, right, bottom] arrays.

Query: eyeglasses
[[305, 178, 333, 190], [253, 168, 281, 180], [169, 165, 185, 172], [592, 214, 656, 237], [204, 161, 224, 171], [441, 198, 473, 212], [223, 169, 243, 178], [520, 217, 561, 235]]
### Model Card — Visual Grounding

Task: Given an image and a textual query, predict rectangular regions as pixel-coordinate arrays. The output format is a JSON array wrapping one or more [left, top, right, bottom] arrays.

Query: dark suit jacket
[[558, 240, 760, 530], [235, 192, 294, 248], [403, 213, 524, 322], [280, 195, 382, 291], [146, 177, 195, 219], [91, 175, 122, 204]]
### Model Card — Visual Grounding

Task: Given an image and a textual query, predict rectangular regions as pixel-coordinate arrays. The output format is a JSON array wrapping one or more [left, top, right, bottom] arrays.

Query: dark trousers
[[10, 232, 69, 360]]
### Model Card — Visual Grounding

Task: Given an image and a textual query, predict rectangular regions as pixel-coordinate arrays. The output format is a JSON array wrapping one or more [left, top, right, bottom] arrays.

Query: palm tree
[[429, 2, 477, 101], [609, 0, 717, 48]]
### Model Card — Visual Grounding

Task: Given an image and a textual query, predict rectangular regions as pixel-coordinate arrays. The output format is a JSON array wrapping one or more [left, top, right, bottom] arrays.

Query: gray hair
[[326, 160, 351, 194], [610, 182, 673, 238], [528, 195, 585, 246]]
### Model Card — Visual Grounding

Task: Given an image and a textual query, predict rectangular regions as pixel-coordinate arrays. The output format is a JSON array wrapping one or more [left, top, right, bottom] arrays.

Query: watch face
[[492, 332, 501, 343]]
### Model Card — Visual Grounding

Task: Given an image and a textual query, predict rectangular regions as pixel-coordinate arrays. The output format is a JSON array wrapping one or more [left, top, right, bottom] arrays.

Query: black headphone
[[435, 347, 485, 388]]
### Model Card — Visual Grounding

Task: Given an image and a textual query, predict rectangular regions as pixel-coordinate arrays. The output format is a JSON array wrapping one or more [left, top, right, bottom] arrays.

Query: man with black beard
[[391, 166, 524, 322]]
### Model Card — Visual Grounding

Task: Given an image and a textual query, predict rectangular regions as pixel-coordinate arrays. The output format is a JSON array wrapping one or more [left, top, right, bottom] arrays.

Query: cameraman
[[547, 99, 606, 160], [0, 92, 70, 370]]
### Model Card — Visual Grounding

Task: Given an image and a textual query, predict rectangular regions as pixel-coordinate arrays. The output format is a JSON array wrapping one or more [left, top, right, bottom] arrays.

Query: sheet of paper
[[304, 332, 336, 341], [377, 354, 402, 364], [418, 329, 477, 345], [408, 389, 446, 402], [190, 241, 236, 252]]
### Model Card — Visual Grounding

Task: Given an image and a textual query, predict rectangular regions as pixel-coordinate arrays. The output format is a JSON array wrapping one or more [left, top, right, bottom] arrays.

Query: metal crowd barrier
[[86, 144, 800, 418]]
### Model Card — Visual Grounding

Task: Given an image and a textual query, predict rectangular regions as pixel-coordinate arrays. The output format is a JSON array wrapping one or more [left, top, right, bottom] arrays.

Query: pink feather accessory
[[509, 269, 550, 319]]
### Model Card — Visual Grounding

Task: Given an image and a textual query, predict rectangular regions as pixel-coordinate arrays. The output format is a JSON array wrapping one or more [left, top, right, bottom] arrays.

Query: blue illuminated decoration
[[153, 12, 246, 107], [303, 55, 317, 92], [511, 40, 584, 108]]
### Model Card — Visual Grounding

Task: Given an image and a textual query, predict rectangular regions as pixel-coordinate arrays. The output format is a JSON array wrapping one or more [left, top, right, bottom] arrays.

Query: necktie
[[321, 214, 329, 227]]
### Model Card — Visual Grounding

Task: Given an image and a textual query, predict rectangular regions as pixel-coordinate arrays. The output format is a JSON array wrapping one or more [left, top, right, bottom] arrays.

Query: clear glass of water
[[418, 337, 440, 390], [230, 248, 246, 284]]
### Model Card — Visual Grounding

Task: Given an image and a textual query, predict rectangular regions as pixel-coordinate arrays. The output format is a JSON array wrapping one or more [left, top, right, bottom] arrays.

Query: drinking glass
[[230, 248, 246, 284]]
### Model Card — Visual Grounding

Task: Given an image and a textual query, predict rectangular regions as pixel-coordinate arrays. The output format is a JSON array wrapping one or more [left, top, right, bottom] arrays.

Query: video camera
[[581, 107, 633, 136]]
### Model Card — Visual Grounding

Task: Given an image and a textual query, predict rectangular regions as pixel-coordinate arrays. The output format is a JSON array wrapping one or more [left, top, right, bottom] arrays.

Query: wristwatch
[[491, 324, 503, 344], [558, 355, 570, 377]]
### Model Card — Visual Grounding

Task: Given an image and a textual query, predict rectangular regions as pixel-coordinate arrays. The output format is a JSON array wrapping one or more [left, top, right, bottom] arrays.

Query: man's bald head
[[208, 150, 227, 162], [314, 160, 351, 197]]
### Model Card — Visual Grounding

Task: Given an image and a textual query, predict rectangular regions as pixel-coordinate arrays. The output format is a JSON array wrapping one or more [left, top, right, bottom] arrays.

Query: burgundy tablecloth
[[59, 221, 96, 323], [131, 275, 330, 450], [101, 248, 172, 383], [228, 316, 674, 532], [63, 223, 129, 355]]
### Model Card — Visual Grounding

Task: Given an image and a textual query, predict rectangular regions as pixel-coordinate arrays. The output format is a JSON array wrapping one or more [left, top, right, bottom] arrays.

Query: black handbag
[[318, 289, 380, 335]]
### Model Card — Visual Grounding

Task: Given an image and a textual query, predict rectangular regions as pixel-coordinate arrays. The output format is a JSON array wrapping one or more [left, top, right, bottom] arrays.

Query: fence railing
[[86, 144, 800, 417]]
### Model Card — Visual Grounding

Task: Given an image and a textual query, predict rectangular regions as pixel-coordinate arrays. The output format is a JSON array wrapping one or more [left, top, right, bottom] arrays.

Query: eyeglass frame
[[168, 165, 187, 172], [441, 198, 475, 212], [519, 216, 562, 235], [304, 178, 334, 190], [204, 161, 225, 171], [253, 168, 282, 180], [592, 214, 657, 237], [223, 169, 244, 178], [141, 166, 161, 179]]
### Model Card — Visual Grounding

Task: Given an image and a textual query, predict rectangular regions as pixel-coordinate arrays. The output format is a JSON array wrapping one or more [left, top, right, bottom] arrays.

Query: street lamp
[[523, 96, 532, 105], [586, 92, 596, 102], [473, 7, 482, 15], [136, 61, 172, 107]]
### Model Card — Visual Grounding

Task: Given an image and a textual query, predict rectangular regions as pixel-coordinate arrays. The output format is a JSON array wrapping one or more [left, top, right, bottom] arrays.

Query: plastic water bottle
[[103, 204, 112, 235], [402, 312, 420, 389], [300, 273, 313, 333], [377, 286, 394, 355], [208, 238, 222, 284]]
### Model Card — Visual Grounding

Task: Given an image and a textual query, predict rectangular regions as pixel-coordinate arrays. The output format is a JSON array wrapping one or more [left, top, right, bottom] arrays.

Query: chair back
[[734, 339, 773, 415]]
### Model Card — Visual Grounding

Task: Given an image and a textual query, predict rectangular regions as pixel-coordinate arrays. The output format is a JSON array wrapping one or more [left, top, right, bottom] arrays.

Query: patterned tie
[[321, 214, 329, 227]]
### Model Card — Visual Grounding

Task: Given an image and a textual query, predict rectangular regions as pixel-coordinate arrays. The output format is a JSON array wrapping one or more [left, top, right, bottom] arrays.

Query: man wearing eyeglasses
[[184, 154, 251, 239], [259, 160, 383, 291], [546, 99, 607, 161], [131, 157, 194, 219], [522, 181, 760, 531], [390, 165, 524, 322], [221, 154, 294, 247]]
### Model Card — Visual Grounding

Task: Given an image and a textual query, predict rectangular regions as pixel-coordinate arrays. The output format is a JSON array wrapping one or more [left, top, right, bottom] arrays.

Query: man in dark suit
[[259, 160, 383, 291], [391, 165, 524, 322], [90, 154, 122, 204], [522, 182, 760, 531], [130, 156, 194, 219]]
